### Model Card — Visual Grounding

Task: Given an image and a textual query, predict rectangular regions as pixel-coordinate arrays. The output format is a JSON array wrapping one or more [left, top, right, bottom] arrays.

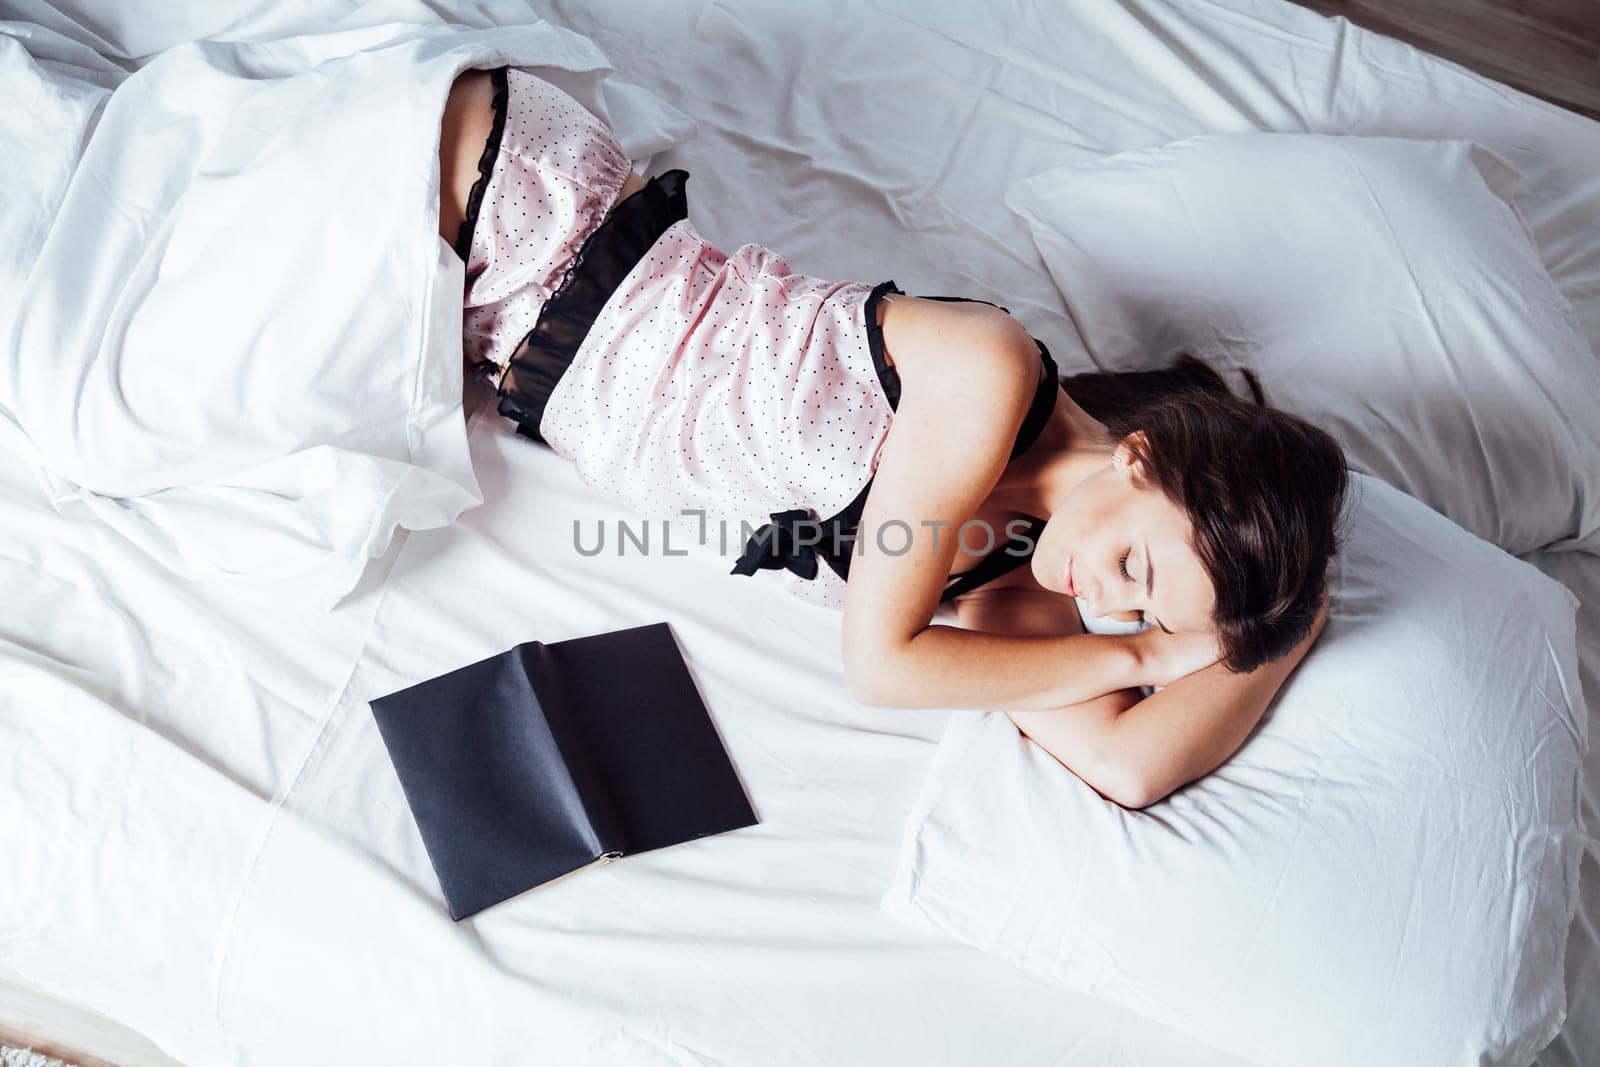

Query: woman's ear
[[1114, 429, 1151, 479]]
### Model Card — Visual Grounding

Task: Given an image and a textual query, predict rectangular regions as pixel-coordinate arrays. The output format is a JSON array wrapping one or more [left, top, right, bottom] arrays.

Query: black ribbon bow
[[730, 508, 823, 581]]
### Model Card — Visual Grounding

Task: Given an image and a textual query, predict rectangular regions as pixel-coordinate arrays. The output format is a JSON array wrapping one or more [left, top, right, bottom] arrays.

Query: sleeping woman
[[436, 66, 1347, 809]]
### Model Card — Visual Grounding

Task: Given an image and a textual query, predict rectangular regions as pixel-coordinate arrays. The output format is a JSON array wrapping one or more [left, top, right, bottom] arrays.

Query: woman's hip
[[458, 65, 636, 376]]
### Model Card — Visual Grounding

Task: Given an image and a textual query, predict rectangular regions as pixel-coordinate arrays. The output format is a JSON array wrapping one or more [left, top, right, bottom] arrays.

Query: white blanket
[[0, 11, 694, 609], [3, 1, 1600, 1064]]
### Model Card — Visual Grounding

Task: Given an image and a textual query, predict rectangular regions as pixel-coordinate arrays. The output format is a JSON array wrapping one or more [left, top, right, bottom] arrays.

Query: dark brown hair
[[1060, 354, 1351, 673]]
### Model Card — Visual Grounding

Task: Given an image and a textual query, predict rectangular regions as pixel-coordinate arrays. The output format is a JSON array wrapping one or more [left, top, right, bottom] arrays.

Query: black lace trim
[[457, 66, 510, 385], [733, 280, 1060, 600], [455, 65, 508, 265], [494, 169, 691, 443], [865, 279, 905, 411]]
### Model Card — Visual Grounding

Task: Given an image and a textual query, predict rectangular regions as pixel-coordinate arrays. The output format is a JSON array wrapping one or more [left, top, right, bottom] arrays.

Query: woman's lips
[[1060, 556, 1076, 597]]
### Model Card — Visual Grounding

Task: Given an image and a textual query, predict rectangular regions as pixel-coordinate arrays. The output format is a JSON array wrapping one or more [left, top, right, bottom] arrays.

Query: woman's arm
[[838, 301, 1147, 711], [846, 622, 1149, 711], [958, 580, 1329, 808]]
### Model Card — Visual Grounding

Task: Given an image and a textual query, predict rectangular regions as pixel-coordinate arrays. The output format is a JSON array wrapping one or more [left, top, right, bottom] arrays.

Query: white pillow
[[882, 472, 1588, 1067], [0, 19, 697, 609], [1006, 133, 1600, 557]]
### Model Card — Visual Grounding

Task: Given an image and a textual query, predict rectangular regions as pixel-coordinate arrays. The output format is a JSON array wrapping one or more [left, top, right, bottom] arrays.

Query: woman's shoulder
[[870, 294, 1043, 474], [875, 292, 1037, 383]]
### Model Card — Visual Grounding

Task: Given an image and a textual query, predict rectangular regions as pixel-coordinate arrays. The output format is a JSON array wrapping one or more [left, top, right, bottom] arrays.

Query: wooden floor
[[1292, 0, 1600, 120]]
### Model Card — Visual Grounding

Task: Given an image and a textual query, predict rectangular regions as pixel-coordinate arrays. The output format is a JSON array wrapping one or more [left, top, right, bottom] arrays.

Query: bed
[[1, 0, 1598, 1063]]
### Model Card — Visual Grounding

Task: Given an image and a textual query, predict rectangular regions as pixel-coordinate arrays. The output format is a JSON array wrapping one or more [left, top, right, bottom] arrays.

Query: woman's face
[[1031, 432, 1217, 634]]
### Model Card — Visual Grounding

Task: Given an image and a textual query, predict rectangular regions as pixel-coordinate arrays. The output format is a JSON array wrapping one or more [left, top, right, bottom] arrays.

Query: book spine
[[520, 643, 630, 857]]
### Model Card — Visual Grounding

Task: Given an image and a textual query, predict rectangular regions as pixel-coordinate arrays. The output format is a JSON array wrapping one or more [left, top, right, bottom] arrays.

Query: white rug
[[1, 1045, 70, 1067]]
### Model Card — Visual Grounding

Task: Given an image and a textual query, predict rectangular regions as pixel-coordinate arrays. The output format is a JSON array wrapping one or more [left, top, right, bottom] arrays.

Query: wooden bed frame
[[1294, 0, 1600, 120]]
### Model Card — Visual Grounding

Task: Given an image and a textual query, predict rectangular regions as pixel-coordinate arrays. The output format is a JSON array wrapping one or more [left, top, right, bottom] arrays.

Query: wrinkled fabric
[[1009, 133, 1600, 557], [4, 1, 1600, 1065], [0, 17, 696, 611]]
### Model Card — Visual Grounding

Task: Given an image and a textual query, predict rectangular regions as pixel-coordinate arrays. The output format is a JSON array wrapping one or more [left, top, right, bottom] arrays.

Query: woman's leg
[[437, 69, 500, 251]]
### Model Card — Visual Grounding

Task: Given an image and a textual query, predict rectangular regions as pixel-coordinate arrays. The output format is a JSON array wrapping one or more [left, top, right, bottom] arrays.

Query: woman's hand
[[1135, 626, 1225, 688], [1134, 586, 1332, 688]]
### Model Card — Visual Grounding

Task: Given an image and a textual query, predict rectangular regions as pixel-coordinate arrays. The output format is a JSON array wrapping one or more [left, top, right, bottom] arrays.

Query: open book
[[370, 621, 758, 920]]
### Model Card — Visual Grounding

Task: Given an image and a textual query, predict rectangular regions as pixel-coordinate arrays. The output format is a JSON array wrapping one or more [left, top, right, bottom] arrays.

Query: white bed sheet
[[1520, 546, 1600, 1067], [3, 0, 1600, 1063]]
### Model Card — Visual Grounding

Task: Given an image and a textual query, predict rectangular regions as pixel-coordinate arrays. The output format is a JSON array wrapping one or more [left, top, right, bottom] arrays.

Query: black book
[[370, 621, 758, 920]]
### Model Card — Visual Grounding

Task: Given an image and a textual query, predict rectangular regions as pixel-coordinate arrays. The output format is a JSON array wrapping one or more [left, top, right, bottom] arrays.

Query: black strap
[[919, 294, 1006, 309], [937, 515, 1049, 603], [460, 66, 512, 385], [455, 66, 510, 266]]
